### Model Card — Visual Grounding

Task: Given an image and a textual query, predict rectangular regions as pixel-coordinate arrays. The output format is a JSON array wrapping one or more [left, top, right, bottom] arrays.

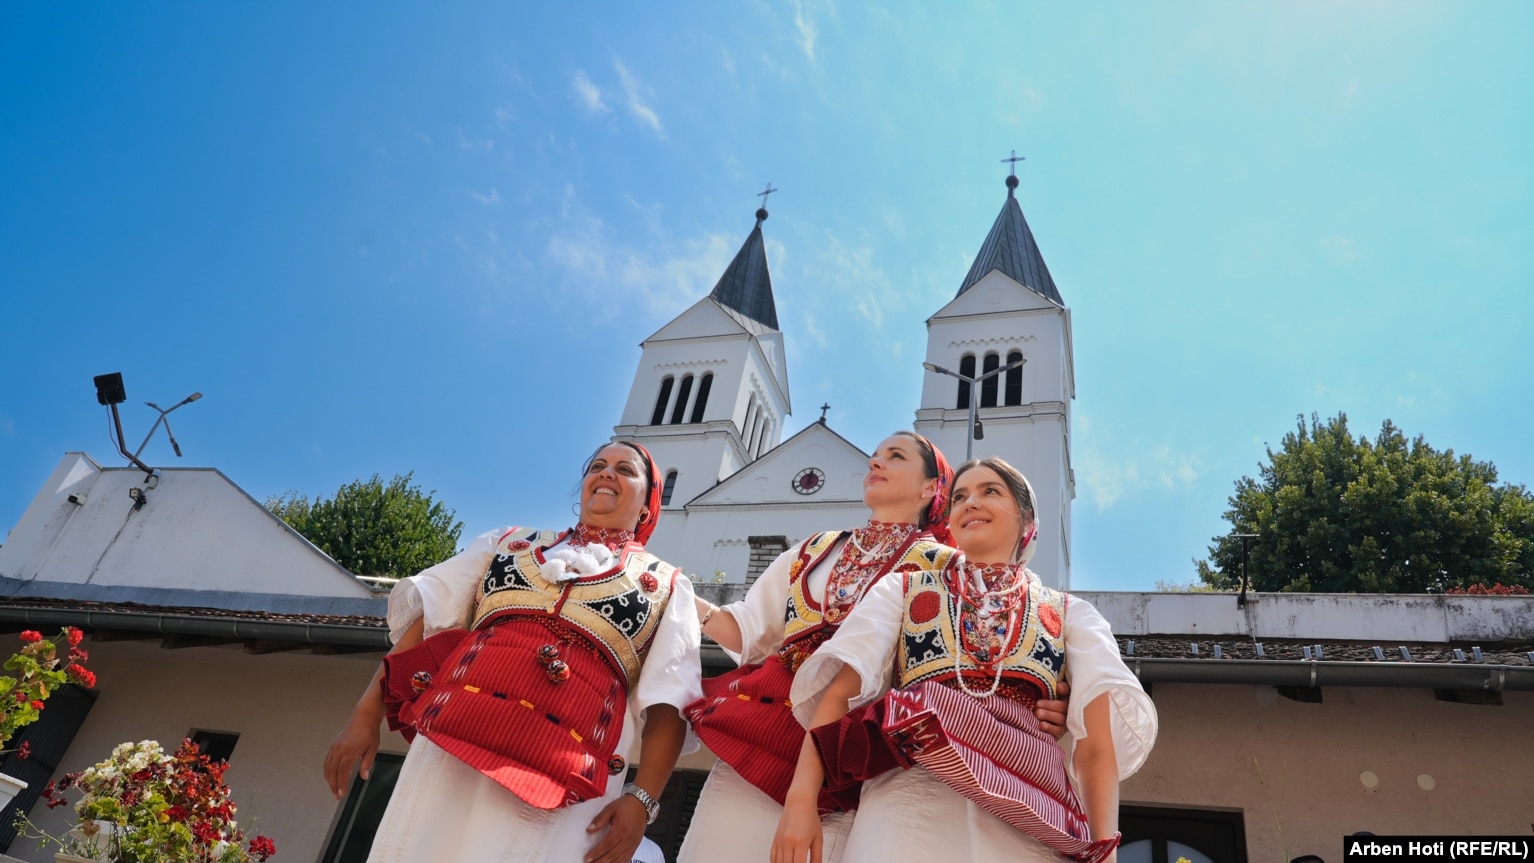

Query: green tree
[[1196, 413, 1534, 593], [267, 473, 464, 579]]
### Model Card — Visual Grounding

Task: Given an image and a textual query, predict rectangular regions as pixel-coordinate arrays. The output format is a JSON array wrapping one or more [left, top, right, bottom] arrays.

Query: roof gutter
[[1128, 658, 1534, 691], [0, 607, 390, 649]]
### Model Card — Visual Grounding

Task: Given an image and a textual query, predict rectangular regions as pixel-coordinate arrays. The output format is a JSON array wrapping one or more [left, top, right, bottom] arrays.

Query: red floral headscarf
[[918, 435, 956, 547]]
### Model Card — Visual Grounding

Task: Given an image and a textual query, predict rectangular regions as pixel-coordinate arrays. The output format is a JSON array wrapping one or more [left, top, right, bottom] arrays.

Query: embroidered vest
[[897, 567, 1067, 699], [472, 527, 676, 688], [781, 531, 958, 648]]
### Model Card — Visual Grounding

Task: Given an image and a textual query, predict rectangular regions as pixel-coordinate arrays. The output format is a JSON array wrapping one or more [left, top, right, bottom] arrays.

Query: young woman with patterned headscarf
[[679, 434, 1069, 863], [775, 457, 1156, 863], [323, 441, 702, 863]]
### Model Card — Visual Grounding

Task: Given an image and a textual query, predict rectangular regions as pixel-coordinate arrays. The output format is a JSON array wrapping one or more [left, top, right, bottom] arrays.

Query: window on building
[[743, 398, 758, 446], [661, 470, 678, 506], [1004, 351, 1024, 406], [189, 730, 240, 764], [956, 354, 976, 408], [757, 420, 772, 456], [319, 752, 408, 863], [669, 375, 695, 425], [980, 352, 1000, 407], [746, 536, 790, 586], [650, 377, 674, 426], [688, 373, 713, 423], [1117, 805, 1248, 863]]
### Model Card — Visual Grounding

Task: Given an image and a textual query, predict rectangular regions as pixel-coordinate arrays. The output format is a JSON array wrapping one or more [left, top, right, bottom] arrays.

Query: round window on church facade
[[792, 467, 825, 495]]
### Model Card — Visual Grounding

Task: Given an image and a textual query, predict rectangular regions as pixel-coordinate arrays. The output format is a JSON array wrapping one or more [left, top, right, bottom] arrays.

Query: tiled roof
[[956, 178, 1063, 305], [1119, 636, 1534, 666], [709, 212, 778, 331]]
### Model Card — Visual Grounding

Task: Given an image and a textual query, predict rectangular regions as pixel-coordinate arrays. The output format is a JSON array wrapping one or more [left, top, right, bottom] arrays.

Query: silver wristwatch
[[622, 782, 660, 825]]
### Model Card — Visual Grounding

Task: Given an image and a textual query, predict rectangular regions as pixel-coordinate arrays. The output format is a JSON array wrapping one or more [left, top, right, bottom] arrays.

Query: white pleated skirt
[[677, 761, 854, 863]]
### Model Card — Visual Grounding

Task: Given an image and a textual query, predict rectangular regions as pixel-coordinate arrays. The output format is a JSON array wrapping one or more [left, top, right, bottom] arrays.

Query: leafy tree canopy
[[266, 473, 464, 579], [1196, 413, 1534, 593]]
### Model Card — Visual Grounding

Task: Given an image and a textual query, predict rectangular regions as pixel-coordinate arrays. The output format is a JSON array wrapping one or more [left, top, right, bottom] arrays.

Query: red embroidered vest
[[897, 566, 1067, 700], [384, 527, 677, 809]]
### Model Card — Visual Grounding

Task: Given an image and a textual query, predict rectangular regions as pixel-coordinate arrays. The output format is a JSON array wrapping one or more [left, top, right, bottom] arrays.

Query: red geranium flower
[[18, 631, 41, 644], [65, 627, 84, 647], [249, 835, 277, 861], [29, 700, 44, 710]]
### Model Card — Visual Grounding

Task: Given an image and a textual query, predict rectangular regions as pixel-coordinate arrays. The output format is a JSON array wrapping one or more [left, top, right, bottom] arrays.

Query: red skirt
[[813, 681, 1119, 863], [683, 655, 858, 811], [382, 620, 629, 810]]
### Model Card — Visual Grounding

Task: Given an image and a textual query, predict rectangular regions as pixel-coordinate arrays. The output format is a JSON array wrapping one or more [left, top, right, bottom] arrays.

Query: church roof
[[708, 208, 779, 331], [955, 176, 1063, 306]]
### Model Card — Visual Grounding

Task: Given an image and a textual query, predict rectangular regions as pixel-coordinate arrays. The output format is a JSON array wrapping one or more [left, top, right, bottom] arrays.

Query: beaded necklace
[[568, 523, 636, 553], [820, 521, 920, 624], [950, 559, 1027, 699]]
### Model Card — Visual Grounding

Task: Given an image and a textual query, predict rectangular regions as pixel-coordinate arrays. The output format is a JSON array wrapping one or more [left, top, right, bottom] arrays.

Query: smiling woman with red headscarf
[[323, 441, 702, 863]]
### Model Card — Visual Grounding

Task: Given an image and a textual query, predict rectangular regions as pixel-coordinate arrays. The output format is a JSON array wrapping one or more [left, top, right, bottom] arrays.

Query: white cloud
[[800, 231, 896, 332], [1077, 438, 1203, 511], [1321, 234, 1357, 264], [546, 187, 733, 316], [572, 70, 608, 114], [457, 129, 494, 151], [791, 0, 819, 62], [615, 60, 665, 138], [469, 188, 501, 205]]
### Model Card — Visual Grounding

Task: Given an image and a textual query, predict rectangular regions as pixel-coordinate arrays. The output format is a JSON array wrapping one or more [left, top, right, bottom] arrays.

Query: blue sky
[[2, 2, 1530, 590]]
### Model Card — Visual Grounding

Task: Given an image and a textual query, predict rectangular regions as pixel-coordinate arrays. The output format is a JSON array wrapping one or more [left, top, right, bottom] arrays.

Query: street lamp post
[[923, 358, 1024, 460]]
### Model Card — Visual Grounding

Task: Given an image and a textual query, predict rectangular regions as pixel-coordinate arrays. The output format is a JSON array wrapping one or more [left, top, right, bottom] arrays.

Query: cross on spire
[[1000, 150, 1026, 177], [757, 183, 779, 208], [819, 402, 831, 423]]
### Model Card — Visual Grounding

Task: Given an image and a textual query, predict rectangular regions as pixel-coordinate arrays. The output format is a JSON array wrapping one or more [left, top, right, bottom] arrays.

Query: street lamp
[[133, 392, 203, 459], [923, 358, 1024, 460]]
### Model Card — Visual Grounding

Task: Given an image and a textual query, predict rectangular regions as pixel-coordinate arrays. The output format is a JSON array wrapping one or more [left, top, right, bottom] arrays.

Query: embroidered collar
[[569, 523, 636, 552]]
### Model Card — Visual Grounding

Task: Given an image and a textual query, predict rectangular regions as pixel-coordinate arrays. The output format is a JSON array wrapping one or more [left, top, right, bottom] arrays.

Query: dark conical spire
[[955, 175, 1062, 305], [709, 207, 779, 331]]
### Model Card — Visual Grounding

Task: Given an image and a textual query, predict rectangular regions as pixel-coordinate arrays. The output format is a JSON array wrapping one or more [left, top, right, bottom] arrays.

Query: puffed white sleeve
[[386, 528, 502, 642], [721, 546, 798, 665], [788, 573, 905, 729], [631, 571, 705, 754], [1061, 595, 1158, 781]]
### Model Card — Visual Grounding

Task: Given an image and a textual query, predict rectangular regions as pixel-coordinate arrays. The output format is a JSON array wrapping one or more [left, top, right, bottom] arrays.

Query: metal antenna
[[1233, 533, 1259, 607], [133, 392, 203, 459]]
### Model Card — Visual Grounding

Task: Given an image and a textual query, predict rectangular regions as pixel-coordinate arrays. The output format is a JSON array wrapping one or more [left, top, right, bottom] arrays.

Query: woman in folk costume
[[775, 457, 1157, 863], [679, 433, 1069, 863], [323, 441, 702, 863]]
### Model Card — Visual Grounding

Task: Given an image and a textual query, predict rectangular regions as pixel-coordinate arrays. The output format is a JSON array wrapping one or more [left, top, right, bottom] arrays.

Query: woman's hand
[[1035, 676, 1070, 739], [771, 794, 823, 863], [323, 707, 381, 800], [585, 794, 649, 863]]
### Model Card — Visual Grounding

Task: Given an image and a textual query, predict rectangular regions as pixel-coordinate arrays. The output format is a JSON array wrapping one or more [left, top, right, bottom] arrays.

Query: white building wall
[[0, 453, 371, 596]]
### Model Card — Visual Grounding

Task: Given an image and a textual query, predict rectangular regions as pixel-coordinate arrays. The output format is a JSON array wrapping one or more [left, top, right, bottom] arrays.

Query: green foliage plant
[[1196, 412, 1534, 593], [266, 472, 463, 580], [0, 627, 94, 750]]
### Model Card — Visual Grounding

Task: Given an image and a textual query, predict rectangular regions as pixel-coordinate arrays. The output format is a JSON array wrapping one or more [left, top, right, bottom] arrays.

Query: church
[[615, 171, 1077, 589]]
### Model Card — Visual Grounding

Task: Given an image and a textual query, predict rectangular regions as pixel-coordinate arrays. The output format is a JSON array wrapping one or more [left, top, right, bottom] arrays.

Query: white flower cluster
[[80, 740, 169, 784]]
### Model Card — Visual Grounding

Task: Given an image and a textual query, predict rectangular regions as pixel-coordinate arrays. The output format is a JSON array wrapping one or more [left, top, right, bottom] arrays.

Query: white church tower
[[913, 173, 1076, 589], [614, 204, 791, 556]]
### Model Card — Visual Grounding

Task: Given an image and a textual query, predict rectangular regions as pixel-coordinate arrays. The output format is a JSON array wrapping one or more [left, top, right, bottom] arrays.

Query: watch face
[[793, 467, 826, 495]]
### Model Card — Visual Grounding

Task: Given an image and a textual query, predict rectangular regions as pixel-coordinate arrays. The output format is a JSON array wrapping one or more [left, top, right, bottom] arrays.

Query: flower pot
[[55, 854, 97, 863], [0, 772, 25, 810]]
